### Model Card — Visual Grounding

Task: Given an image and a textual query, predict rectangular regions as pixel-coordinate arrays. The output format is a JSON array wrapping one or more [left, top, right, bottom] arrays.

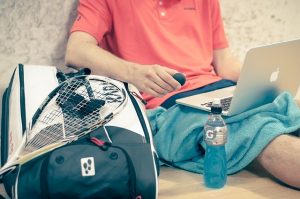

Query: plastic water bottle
[[203, 98, 227, 188]]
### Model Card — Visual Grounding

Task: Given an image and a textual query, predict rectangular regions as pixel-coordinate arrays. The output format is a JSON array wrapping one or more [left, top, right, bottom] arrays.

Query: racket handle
[[78, 68, 91, 75], [56, 68, 91, 81], [172, 73, 186, 86]]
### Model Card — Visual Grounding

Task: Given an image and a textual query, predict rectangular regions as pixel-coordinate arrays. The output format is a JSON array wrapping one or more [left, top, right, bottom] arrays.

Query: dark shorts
[[160, 79, 236, 109]]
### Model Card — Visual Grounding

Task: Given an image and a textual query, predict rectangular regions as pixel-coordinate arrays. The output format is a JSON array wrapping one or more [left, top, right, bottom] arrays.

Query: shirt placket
[[157, 0, 168, 20]]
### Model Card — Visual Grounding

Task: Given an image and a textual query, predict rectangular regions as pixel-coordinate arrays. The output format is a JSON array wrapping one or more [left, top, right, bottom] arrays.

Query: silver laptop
[[176, 39, 300, 116]]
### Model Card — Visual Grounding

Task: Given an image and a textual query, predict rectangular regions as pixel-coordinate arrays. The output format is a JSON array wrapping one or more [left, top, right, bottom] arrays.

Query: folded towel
[[147, 92, 300, 174]]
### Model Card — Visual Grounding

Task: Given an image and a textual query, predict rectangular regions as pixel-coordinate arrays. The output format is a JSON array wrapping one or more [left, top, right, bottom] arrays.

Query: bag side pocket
[[45, 142, 136, 199]]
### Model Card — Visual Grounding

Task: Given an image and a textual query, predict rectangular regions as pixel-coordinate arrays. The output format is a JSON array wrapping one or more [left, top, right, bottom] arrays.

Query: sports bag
[[1, 64, 159, 199]]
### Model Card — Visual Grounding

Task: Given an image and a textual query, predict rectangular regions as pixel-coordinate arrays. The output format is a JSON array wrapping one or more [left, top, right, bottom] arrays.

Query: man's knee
[[256, 134, 300, 188]]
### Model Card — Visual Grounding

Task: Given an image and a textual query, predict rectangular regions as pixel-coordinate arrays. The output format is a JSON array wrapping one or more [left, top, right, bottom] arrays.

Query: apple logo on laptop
[[270, 67, 280, 82]]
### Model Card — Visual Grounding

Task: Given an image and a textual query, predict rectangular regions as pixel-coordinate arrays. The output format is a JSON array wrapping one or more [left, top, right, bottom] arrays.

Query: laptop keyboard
[[201, 97, 232, 112]]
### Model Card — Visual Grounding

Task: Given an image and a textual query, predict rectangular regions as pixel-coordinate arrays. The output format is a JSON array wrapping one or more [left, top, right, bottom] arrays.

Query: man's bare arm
[[65, 31, 181, 97], [65, 32, 137, 83], [212, 48, 242, 82]]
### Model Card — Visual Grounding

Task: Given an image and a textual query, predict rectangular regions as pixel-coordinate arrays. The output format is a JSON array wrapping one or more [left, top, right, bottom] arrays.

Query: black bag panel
[[3, 126, 158, 199], [4, 127, 157, 199], [117, 143, 157, 199], [91, 126, 158, 198], [17, 142, 134, 199], [1, 88, 9, 166], [1, 68, 17, 166], [3, 165, 20, 198], [18, 64, 27, 135], [15, 154, 50, 198], [2, 155, 47, 198], [88, 126, 158, 199], [47, 144, 132, 199]]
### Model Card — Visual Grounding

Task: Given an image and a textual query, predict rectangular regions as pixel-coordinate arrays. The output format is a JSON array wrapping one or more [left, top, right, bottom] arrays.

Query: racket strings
[[22, 78, 126, 155], [22, 123, 64, 154]]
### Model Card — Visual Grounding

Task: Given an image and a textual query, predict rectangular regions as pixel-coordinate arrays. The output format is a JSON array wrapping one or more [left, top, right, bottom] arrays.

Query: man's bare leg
[[256, 134, 300, 188]]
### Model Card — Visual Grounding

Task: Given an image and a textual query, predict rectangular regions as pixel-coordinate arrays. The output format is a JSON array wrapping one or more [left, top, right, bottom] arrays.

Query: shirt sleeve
[[70, 0, 112, 44], [211, 0, 229, 49]]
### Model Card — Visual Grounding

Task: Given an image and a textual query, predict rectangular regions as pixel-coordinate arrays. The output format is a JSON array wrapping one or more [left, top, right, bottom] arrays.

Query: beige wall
[[0, 0, 300, 126], [221, 0, 300, 61]]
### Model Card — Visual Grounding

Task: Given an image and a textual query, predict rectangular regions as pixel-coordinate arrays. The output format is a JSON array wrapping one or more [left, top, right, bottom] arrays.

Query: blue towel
[[147, 92, 300, 174]]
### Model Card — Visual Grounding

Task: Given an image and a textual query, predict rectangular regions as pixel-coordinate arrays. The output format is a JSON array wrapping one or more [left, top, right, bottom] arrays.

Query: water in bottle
[[203, 98, 227, 188]]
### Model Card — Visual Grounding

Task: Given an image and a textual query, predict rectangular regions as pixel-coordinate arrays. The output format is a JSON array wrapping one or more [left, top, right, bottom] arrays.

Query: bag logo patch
[[81, 157, 95, 176]]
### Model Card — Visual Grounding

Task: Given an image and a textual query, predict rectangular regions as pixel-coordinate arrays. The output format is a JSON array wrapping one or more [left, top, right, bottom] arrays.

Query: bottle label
[[204, 126, 227, 146]]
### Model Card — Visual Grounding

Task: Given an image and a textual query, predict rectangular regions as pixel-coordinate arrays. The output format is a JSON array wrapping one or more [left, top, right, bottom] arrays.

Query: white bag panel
[[105, 84, 145, 137], [23, 65, 59, 126], [128, 84, 153, 135], [128, 84, 158, 156], [7, 65, 59, 160], [128, 84, 159, 195]]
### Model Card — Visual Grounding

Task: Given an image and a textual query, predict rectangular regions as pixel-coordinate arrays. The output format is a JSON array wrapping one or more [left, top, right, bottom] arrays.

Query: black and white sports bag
[[1, 64, 159, 199]]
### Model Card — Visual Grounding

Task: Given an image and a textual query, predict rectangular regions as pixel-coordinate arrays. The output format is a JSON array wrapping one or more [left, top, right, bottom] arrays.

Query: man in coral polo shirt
[[65, 0, 300, 188]]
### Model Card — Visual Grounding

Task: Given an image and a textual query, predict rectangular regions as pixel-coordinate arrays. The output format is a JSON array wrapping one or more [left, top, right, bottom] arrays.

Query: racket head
[[0, 75, 128, 174]]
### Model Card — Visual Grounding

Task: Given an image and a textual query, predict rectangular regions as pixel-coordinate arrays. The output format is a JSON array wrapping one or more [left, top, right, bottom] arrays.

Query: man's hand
[[213, 48, 242, 82], [129, 64, 182, 97]]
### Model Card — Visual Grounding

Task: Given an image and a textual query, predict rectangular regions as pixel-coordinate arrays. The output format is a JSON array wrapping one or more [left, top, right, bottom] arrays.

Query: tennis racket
[[0, 75, 127, 176]]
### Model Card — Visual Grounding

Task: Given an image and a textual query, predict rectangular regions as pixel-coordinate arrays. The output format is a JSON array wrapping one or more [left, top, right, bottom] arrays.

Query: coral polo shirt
[[71, 0, 229, 109]]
